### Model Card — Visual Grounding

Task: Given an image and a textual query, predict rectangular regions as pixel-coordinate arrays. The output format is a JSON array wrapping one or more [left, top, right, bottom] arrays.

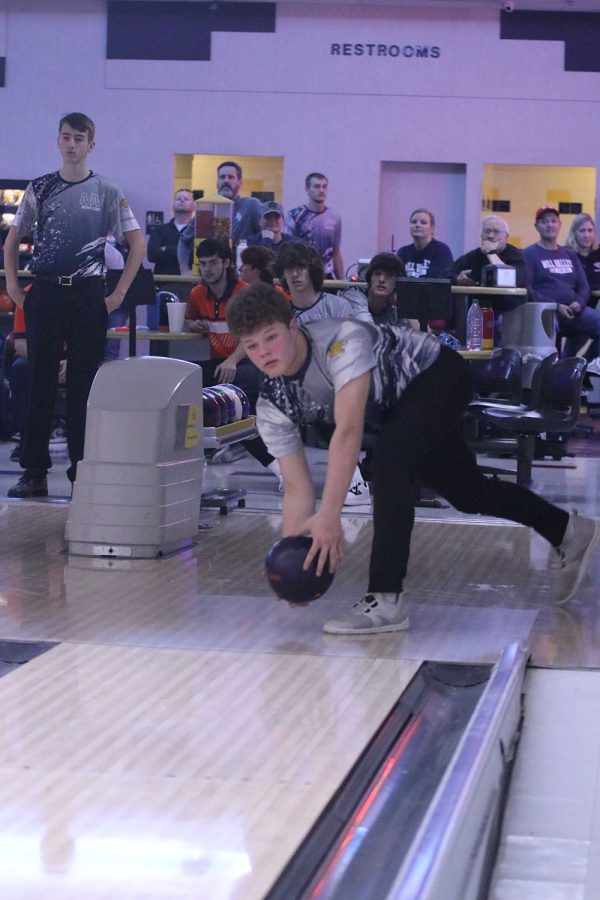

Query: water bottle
[[466, 300, 483, 351], [236, 239, 248, 270]]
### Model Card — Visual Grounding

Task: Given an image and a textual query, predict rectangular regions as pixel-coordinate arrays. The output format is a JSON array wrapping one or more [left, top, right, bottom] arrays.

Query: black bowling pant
[[21, 280, 107, 481], [368, 345, 569, 593]]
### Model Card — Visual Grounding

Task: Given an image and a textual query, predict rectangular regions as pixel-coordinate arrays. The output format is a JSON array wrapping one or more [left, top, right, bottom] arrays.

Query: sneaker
[[586, 357, 600, 377], [49, 426, 67, 445], [7, 475, 48, 499], [323, 592, 409, 635], [550, 510, 600, 605], [344, 467, 371, 506]]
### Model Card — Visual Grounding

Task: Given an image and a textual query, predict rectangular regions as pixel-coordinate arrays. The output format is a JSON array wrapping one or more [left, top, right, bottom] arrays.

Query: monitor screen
[[106, 266, 155, 311], [395, 278, 453, 329]]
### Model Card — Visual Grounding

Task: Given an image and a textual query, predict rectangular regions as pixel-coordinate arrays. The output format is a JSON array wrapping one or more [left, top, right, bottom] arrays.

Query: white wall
[[1, 0, 598, 268]]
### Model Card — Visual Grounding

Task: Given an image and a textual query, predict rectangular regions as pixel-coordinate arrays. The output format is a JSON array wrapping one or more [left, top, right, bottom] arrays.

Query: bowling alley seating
[[501, 301, 557, 389], [470, 355, 586, 486]]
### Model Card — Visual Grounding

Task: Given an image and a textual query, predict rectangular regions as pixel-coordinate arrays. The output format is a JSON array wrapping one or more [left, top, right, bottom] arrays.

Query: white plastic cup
[[167, 302, 187, 333]]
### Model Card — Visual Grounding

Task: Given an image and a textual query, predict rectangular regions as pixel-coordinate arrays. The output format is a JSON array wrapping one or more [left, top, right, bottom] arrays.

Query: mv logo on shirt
[[79, 192, 104, 212], [541, 258, 574, 275]]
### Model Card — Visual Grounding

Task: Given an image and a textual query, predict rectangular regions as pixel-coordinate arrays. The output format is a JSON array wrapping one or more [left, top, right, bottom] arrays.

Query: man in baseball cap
[[524, 205, 600, 358], [535, 205, 560, 221], [246, 200, 292, 253]]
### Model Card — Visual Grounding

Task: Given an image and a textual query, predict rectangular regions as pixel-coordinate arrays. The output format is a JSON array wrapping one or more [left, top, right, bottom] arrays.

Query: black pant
[[21, 280, 108, 481], [368, 346, 569, 593]]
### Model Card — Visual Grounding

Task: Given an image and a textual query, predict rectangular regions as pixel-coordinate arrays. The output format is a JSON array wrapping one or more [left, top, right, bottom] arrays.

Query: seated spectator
[[339, 252, 402, 324], [452, 216, 525, 310], [238, 245, 278, 286], [273, 241, 369, 505], [566, 213, 600, 306], [273, 241, 353, 324], [397, 208, 453, 279], [186, 238, 249, 384], [524, 206, 600, 358], [246, 202, 293, 252]]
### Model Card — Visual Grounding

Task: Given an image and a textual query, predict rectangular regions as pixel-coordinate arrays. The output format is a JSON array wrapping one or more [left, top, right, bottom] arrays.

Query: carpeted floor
[[563, 411, 600, 458]]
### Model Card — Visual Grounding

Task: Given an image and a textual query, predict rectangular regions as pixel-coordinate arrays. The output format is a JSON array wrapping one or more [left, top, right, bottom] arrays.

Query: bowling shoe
[[550, 510, 600, 605], [343, 466, 371, 507], [323, 592, 409, 635], [7, 474, 48, 499]]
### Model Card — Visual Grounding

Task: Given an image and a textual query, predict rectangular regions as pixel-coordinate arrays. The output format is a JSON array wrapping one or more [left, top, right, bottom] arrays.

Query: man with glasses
[[452, 216, 525, 293]]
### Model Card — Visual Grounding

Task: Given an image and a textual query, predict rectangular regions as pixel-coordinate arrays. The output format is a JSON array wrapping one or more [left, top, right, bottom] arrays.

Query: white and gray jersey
[[257, 318, 440, 459], [291, 291, 355, 324], [12, 170, 139, 277], [337, 285, 380, 324]]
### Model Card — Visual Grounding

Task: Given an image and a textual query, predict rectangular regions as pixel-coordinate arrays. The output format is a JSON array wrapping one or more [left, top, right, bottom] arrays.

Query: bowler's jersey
[[12, 171, 139, 277], [257, 318, 440, 459]]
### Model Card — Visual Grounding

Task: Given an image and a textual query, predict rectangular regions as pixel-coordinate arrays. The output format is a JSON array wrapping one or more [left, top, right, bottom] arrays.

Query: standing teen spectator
[[3, 112, 146, 498], [397, 208, 453, 279], [286, 173, 344, 279]]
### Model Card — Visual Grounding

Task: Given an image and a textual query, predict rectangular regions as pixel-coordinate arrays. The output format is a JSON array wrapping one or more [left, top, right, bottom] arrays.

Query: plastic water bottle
[[466, 300, 483, 351], [236, 239, 248, 270]]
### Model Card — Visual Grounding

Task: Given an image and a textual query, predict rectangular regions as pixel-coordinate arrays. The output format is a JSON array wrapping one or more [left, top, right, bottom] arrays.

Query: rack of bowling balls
[[201, 383, 257, 449]]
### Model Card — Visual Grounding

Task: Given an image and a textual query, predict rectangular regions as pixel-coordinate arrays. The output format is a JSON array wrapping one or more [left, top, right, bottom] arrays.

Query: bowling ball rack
[[201, 417, 257, 515]]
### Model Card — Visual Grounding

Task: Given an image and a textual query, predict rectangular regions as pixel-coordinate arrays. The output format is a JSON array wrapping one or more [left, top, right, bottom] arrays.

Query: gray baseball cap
[[260, 200, 284, 218]]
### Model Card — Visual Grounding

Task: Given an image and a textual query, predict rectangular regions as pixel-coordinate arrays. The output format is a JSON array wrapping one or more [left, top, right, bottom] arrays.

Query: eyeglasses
[[482, 229, 507, 237]]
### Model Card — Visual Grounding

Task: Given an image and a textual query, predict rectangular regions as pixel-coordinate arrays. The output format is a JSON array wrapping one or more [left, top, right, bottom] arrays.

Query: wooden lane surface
[[0, 640, 419, 898]]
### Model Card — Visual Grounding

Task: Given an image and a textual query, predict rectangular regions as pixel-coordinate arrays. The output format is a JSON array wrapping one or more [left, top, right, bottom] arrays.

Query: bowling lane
[[0, 501, 539, 664], [0, 641, 419, 899]]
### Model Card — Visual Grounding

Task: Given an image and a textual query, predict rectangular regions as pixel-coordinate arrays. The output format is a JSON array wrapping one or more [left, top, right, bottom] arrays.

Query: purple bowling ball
[[221, 383, 251, 418], [202, 391, 221, 427], [265, 535, 334, 605], [203, 387, 228, 425]]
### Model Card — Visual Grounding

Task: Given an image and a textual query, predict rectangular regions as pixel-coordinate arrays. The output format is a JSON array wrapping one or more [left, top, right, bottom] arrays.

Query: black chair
[[106, 267, 156, 357], [469, 347, 523, 406], [470, 356, 587, 486]]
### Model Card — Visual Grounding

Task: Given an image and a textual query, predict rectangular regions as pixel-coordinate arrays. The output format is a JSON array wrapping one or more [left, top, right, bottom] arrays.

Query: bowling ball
[[202, 391, 221, 427], [203, 387, 228, 425], [265, 536, 334, 605], [218, 385, 243, 421], [221, 383, 251, 418], [211, 385, 236, 423]]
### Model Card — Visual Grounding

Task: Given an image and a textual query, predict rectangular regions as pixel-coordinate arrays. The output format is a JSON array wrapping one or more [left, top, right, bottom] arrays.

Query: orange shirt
[[13, 304, 26, 334], [186, 279, 248, 359]]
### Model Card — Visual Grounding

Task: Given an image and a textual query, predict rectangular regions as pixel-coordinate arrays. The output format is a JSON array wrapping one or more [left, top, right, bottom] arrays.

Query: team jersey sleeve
[[109, 186, 140, 242], [11, 183, 37, 237], [325, 321, 376, 392], [256, 396, 304, 459]]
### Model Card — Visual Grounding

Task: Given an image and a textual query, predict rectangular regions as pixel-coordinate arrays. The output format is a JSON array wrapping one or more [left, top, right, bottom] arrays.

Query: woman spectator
[[566, 213, 600, 307], [396, 208, 453, 279]]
